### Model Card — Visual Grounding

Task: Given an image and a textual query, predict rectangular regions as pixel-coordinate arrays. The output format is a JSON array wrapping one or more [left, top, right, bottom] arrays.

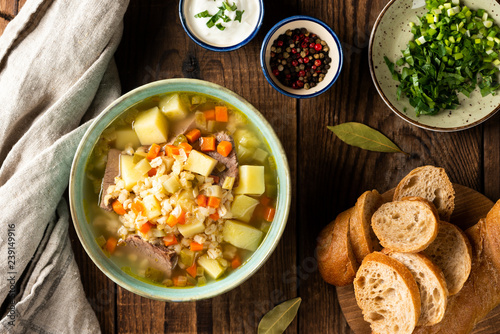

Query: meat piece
[[206, 132, 239, 187], [99, 149, 121, 211], [166, 114, 196, 145], [125, 235, 178, 278]]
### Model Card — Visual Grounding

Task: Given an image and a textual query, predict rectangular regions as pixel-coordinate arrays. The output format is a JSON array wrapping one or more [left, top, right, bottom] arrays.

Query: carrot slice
[[105, 237, 118, 254], [165, 145, 180, 157], [112, 200, 126, 215], [185, 129, 201, 143], [231, 255, 242, 269], [173, 276, 187, 287], [163, 234, 178, 246], [200, 137, 216, 152], [131, 201, 144, 214], [210, 175, 220, 184], [175, 210, 186, 225], [166, 214, 178, 227], [260, 196, 271, 206], [139, 221, 154, 234], [146, 143, 161, 160], [207, 196, 221, 208], [186, 263, 197, 277], [217, 140, 232, 157], [203, 109, 215, 121], [209, 212, 219, 221], [215, 106, 228, 122], [264, 207, 276, 222], [178, 142, 192, 155], [148, 168, 157, 177], [197, 194, 207, 207], [190, 242, 204, 252]]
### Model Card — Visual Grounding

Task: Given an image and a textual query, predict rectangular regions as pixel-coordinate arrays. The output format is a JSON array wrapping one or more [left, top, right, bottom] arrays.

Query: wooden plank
[[484, 113, 500, 202], [0, 0, 17, 18], [0, 17, 9, 36]]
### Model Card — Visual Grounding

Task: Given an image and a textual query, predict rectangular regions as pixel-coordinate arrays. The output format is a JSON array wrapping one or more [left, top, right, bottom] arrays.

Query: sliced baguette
[[317, 208, 359, 286], [423, 220, 472, 295], [354, 252, 421, 334], [383, 249, 448, 326], [393, 166, 455, 221], [371, 197, 439, 253], [350, 190, 384, 263]]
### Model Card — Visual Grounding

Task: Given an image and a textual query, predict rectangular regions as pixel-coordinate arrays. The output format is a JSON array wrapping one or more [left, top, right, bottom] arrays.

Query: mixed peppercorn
[[269, 28, 331, 90]]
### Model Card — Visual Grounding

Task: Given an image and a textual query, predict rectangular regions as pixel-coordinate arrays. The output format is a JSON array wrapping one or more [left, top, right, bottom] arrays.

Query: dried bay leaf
[[328, 122, 407, 155], [258, 297, 302, 334]]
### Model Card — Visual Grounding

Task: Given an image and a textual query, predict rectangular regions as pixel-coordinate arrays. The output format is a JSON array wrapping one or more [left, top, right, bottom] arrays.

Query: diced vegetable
[[163, 174, 181, 194], [173, 275, 187, 287], [115, 129, 141, 150], [260, 221, 272, 233], [163, 234, 178, 246], [231, 195, 259, 222], [197, 194, 208, 207], [142, 194, 162, 219], [234, 165, 265, 195], [209, 212, 220, 221], [217, 140, 232, 157], [215, 106, 228, 122], [133, 151, 148, 163], [177, 219, 205, 238], [105, 237, 118, 254], [145, 267, 164, 282], [185, 128, 201, 143], [196, 266, 205, 277], [260, 195, 271, 206], [165, 145, 180, 157], [198, 276, 207, 285], [263, 207, 276, 222], [131, 201, 144, 214], [112, 200, 126, 215], [184, 150, 218, 176], [120, 155, 147, 190], [252, 148, 269, 163], [139, 221, 154, 234], [222, 220, 264, 251], [222, 176, 235, 190], [207, 196, 221, 208], [134, 158, 152, 176], [234, 129, 260, 148], [166, 214, 178, 227], [190, 242, 204, 251], [200, 137, 216, 151], [147, 168, 157, 177], [186, 263, 197, 277], [231, 254, 242, 269], [96, 235, 107, 248], [203, 109, 216, 121], [146, 143, 161, 160], [172, 134, 188, 146], [159, 93, 188, 120], [178, 142, 192, 154], [180, 249, 195, 266], [205, 185, 222, 198], [197, 254, 225, 279], [133, 107, 169, 145]]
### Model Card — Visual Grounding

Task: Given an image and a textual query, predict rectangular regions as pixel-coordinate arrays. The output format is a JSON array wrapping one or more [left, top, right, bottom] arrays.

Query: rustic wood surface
[[2, 0, 500, 333]]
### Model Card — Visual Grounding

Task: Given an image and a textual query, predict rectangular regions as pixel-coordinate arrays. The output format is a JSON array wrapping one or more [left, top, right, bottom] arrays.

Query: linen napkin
[[0, 0, 129, 332]]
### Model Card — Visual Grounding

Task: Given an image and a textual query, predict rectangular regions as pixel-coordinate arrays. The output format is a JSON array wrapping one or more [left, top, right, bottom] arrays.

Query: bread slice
[[350, 190, 384, 263], [317, 208, 359, 286], [354, 252, 421, 334], [383, 249, 448, 326], [393, 166, 455, 221], [423, 221, 472, 295], [371, 197, 439, 253]]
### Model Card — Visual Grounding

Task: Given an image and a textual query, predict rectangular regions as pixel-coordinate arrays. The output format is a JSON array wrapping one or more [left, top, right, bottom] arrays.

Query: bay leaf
[[258, 297, 301, 334], [327, 122, 408, 155]]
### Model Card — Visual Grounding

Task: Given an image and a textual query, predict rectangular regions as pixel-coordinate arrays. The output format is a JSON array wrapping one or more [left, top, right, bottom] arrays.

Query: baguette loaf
[[413, 200, 500, 333], [383, 250, 448, 326], [393, 166, 455, 221], [423, 220, 472, 295], [371, 197, 439, 253], [317, 208, 359, 286], [354, 252, 421, 334], [350, 190, 384, 263]]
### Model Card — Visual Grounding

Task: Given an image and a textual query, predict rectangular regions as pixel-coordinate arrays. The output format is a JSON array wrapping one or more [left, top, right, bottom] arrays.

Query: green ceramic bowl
[[369, 0, 500, 131], [69, 79, 291, 301]]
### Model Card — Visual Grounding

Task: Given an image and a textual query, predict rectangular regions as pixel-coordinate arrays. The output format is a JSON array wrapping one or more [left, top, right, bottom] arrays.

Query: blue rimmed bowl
[[69, 79, 291, 301], [260, 15, 344, 98], [179, 0, 264, 51]]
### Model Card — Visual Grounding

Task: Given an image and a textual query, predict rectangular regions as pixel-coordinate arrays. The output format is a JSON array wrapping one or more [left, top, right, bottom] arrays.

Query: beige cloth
[[0, 0, 129, 332]]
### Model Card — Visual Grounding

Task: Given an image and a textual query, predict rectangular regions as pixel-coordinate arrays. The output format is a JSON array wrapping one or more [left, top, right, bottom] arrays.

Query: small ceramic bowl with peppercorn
[[179, 0, 264, 51], [260, 15, 343, 98]]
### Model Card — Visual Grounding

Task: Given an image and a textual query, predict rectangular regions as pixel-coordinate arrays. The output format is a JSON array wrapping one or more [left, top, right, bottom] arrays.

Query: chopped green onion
[[235, 10, 244, 23], [195, 10, 211, 18], [216, 23, 225, 31]]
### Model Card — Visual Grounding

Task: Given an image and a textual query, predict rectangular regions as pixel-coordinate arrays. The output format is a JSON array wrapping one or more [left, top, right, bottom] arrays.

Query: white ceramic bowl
[[369, 0, 500, 131], [179, 0, 264, 51], [260, 15, 343, 98]]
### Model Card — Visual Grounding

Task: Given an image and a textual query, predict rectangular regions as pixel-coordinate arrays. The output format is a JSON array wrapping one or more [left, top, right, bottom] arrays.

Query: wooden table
[[2, 0, 500, 333]]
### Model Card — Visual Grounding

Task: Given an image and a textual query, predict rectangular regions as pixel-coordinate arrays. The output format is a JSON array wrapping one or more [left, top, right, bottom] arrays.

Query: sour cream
[[183, 0, 262, 48]]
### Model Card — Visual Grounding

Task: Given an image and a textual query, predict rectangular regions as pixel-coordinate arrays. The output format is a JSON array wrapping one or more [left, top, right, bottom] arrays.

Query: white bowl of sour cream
[[179, 0, 264, 51]]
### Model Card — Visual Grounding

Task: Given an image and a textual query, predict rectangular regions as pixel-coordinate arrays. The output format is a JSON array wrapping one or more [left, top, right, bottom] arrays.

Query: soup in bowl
[[70, 79, 291, 301]]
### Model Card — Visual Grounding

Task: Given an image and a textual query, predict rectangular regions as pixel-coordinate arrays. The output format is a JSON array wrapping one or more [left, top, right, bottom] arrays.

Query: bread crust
[[350, 190, 384, 263], [317, 208, 359, 286], [393, 166, 455, 221]]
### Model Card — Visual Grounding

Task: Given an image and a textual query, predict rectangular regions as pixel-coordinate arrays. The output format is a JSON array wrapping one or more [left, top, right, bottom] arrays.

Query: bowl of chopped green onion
[[369, 0, 500, 131]]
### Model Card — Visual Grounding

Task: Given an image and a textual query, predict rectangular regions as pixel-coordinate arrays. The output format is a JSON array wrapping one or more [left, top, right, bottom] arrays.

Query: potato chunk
[[183, 150, 218, 176], [177, 219, 205, 238], [142, 194, 161, 220], [120, 155, 146, 190], [133, 107, 169, 145], [115, 129, 141, 150], [159, 93, 188, 120], [198, 255, 225, 279], [223, 220, 263, 251], [234, 165, 265, 195], [231, 195, 259, 222]]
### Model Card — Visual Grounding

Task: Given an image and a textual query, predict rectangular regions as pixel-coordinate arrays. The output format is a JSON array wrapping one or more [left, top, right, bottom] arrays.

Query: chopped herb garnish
[[206, 8, 224, 28], [194, 10, 211, 18], [235, 10, 244, 23], [216, 23, 226, 31], [385, 0, 500, 116], [223, 1, 237, 11], [222, 15, 231, 23]]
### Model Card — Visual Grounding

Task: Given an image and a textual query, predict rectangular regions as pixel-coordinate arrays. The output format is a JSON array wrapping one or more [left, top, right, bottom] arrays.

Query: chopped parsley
[[235, 10, 244, 23], [194, 1, 244, 30], [194, 10, 211, 18]]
